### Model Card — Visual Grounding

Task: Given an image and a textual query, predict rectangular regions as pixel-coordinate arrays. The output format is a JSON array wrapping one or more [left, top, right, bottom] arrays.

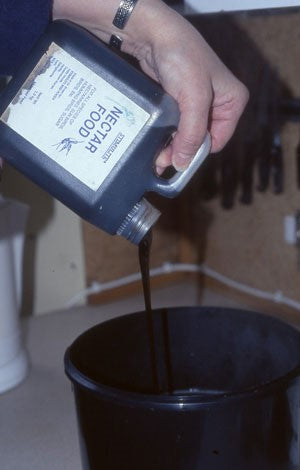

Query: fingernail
[[173, 154, 191, 172]]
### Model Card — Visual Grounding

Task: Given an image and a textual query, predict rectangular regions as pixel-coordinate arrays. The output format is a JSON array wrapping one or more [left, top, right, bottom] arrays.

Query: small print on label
[[1, 42, 150, 191]]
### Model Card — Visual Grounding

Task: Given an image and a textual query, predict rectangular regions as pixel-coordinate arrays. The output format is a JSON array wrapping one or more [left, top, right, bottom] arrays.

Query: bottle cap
[[117, 198, 161, 244]]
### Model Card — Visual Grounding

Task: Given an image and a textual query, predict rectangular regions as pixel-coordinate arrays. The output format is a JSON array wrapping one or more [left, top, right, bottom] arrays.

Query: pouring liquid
[[138, 231, 160, 392], [138, 231, 174, 394], [138, 232, 225, 397]]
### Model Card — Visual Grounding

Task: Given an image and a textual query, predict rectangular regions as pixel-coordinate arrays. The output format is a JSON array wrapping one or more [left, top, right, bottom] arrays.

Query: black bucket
[[65, 307, 300, 469]]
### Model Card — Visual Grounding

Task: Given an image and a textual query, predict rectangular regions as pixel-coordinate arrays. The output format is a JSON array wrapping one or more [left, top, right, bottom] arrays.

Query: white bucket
[[0, 195, 29, 393]]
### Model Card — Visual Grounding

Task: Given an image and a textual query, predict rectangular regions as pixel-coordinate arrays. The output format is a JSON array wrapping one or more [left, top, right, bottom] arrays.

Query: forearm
[[53, 0, 174, 60]]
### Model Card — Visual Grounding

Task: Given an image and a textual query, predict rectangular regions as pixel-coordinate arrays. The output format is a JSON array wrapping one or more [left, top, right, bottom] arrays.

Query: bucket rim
[[64, 306, 300, 410]]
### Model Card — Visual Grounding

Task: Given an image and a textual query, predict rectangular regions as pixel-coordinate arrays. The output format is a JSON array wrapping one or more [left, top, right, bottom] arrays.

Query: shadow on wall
[[154, 11, 293, 272], [147, 11, 298, 307], [189, 12, 293, 208]]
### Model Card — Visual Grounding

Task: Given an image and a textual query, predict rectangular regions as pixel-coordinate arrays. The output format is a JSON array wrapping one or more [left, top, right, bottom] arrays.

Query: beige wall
[[1, 166, 86, 315]]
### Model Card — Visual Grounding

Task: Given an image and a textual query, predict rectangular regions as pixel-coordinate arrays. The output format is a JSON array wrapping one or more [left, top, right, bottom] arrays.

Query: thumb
[[171, 97, 211, 171]]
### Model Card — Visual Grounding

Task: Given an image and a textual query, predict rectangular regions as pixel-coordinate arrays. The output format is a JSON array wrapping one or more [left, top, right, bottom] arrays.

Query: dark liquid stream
[[139, 231, 225, 397], [138, 230, 160, 392], [138, 230, 174, 394]]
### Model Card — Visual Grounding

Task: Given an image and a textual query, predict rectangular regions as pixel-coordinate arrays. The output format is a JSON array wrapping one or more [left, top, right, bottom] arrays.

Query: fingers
[[169, 75, 249, 172], [158, 79, 248, 174], [154, 90, 211, 174], [155, 144, 172, 174], [209, 80, 249, 153], [171, 98, 211, 171], [163, 75, 212, 171]]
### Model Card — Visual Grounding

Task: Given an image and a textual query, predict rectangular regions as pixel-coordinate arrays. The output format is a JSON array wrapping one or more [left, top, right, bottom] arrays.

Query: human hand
[[53, 0, 248, 172]]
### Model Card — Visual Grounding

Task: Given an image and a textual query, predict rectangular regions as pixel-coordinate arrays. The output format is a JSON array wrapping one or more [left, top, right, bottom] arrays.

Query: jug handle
[[150, 132, 211, 198]]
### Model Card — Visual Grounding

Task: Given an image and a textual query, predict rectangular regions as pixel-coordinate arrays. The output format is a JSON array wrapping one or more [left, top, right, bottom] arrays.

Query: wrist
[[52, 0, 171, 58]]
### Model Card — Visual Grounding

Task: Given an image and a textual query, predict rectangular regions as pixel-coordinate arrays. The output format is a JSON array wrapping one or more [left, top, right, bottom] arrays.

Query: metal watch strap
[[112, 0, 139, 30]]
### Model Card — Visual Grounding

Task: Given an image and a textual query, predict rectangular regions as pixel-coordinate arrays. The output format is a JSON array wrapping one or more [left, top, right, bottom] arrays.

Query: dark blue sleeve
[[0, 0, 52, 76]]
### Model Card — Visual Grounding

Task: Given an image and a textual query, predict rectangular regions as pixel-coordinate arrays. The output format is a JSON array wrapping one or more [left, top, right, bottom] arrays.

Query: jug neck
[[117, 198, 160, 244]]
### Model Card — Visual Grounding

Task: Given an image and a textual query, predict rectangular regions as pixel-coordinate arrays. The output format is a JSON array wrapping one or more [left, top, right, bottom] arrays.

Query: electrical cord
[[64, 262, 300, 311]]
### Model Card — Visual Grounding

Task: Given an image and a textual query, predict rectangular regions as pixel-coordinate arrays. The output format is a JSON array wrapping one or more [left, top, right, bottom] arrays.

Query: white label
[[1, 43, 150, 191]]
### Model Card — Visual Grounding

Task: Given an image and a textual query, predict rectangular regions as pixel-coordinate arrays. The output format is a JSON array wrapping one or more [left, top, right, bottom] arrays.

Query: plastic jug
[[0, 20, 210, 244]]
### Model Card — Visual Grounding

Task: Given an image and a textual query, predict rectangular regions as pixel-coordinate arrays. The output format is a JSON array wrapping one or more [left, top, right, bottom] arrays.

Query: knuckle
[[179, 134, 203, 156], [238, 82, 250, 108]]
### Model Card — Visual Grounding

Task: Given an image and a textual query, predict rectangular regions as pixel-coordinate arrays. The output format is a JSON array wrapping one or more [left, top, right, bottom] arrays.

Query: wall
[[2, 9, 299, 316], [188, 10, 300, 309], [1, 165, 86, 315]]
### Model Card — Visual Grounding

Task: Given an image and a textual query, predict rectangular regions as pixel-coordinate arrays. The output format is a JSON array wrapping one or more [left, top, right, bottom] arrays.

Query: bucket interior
[[67, 307, 300, 396]]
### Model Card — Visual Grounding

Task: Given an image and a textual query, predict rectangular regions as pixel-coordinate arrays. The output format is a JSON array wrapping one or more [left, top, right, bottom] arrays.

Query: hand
[[53, 0, 249, 172]]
